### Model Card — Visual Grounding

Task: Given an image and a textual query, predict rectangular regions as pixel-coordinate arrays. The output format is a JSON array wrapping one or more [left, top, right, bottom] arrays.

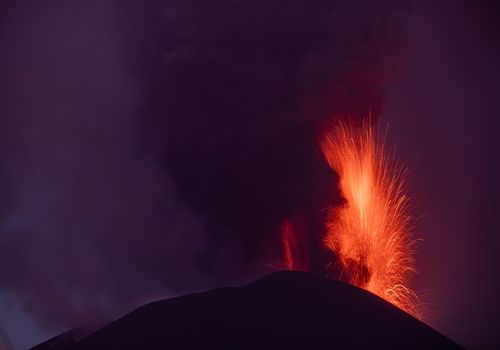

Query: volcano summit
[[32, 271, 462, 350]]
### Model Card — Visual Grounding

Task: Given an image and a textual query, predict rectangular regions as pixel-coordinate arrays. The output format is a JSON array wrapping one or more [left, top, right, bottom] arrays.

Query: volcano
[[32, 271, 462, 350]]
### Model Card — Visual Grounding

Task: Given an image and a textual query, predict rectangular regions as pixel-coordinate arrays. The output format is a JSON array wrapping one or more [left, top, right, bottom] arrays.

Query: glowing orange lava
[[321, 118, 420, 318], [281, 219, 298, 270], [280, 217, 309, 271]]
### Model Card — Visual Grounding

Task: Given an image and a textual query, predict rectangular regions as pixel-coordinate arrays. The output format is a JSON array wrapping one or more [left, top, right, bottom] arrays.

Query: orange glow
[[280, 217, 309, 271], [321, 118, 420, 318], [281, 219, 298, 270]]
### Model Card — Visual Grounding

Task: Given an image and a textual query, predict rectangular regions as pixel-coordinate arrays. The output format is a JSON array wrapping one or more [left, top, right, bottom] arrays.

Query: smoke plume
[[0, 0, 410, 335]]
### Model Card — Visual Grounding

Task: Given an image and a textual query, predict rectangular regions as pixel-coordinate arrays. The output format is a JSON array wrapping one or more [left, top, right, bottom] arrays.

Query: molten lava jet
[[280, 217, 309, 271], [281, 219, 299, 270], [320, 119, 421, 318]]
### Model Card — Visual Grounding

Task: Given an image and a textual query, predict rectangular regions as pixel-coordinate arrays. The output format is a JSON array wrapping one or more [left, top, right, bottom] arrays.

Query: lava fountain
[[321, 118, 420, 318], [281, 219, 300, 270], [280, 216, 309, 271]]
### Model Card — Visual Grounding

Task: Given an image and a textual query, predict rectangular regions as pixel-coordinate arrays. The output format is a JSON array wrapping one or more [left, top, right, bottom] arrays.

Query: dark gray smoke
[[131, 0, 410, 282], [0, 0, 411, 344], [0, 0, 207, 327]]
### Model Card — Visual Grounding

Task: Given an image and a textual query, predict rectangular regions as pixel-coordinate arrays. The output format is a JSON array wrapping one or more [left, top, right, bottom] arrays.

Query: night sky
[[0, 1, 498, 349]]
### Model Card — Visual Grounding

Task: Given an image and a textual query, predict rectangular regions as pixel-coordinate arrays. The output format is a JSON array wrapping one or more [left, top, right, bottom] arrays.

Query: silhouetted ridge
[[32, 271, 463, 349]]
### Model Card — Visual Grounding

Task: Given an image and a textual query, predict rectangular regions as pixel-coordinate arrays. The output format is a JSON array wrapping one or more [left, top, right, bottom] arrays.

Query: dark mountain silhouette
[[32, 271, 463, 349]]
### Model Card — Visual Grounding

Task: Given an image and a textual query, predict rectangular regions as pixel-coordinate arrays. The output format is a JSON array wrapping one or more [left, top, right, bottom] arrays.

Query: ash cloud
[[133, 0, 410, 280], [0, 0, 207, 327], [0, 0, 411, 333]]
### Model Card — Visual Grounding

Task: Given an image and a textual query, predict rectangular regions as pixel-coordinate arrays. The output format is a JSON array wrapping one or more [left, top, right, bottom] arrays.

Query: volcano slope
[[32, 271, 463, 350]]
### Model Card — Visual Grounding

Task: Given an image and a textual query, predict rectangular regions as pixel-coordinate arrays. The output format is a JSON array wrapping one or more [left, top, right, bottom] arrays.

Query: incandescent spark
[[321, 118, 420, 318]]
